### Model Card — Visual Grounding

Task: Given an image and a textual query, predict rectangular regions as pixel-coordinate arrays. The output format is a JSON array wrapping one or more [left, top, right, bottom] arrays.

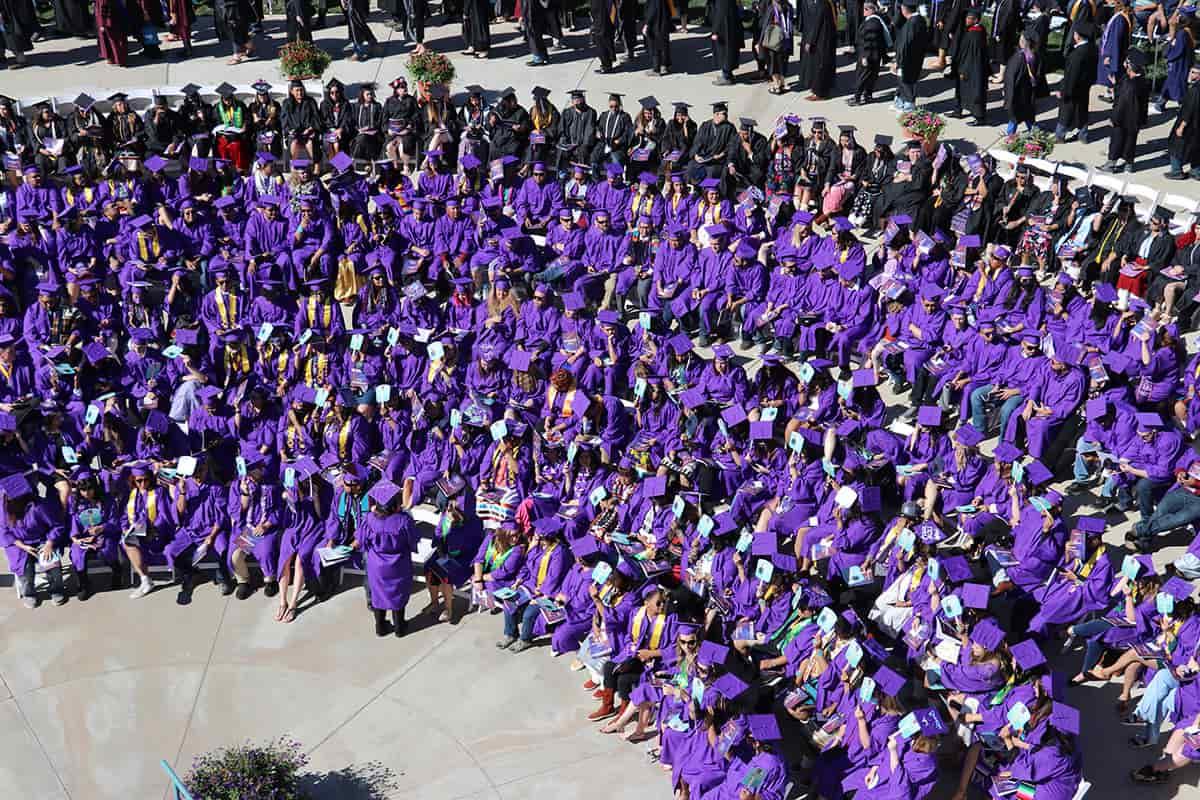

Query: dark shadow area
[[302, 760, 401, 799]]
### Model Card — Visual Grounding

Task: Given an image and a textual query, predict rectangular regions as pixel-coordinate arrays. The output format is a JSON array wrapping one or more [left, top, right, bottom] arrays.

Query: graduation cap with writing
[[1010, 639, 1047, 672], [941, 555, 973, 584], [914, 707, 947, 736], [915, 520, 945, 545], [0, 473, 32, 500], [368, 480, 402, 507]]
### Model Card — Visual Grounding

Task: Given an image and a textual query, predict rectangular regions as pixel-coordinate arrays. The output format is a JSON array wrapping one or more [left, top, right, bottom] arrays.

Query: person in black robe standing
[[952, 7, 988, 123], [1102, 49, 1150, 173], [935, 0, 967, 74], [590, 0, 619, 72], [558, 89, 598, 174], [987, 0, 1018, 82], [710, 0, 744, 85], [463, 0, 492, 57], [755, 0, 792, 93], [892, 2, 928, 111], [1165, 64, 1200, 179], [685, 101, 737, 183], [1, 0, 35, 68], [1054, 21, 1097, 143], [1060, 0, 1093, 62], [843, 0, 863, 51], [643, 0, 674, 75], [796, 0, 837, 99], [1002, 33, 1037, 135], [52, 0, 91, 37], [850, 1, 890, 105], [525, 0, 553, 65]]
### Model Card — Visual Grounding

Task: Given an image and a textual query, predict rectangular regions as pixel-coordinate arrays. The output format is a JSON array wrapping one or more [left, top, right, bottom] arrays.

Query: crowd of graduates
[[8, 77, 1200, 798]]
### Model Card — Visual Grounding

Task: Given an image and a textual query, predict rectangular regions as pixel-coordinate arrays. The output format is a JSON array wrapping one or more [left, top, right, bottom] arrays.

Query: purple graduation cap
[[644, 475, 668, 498], [832, 217, 854, 233], [752, 531, 777, 556], [1042, 671, 1067, 702], [368, 480, 402, 507], [712, 343, 735, 360], [721, 404, 748, 427], [507, 349, 533, 372], [1010, 639, 1047, 672], [874, 665, 907, 697], [713, 512, 739, 537], [915, 520, 944, 545], [837, 259, 864, 282], [992, 442, 1022, 463], [563, 292, 586, 312], [859, 486, 882, 514], [747, 714, 782, 742], [971, 618, 1005, 651], [1049, 702, 1081, 736], [1085, 397, 1108, 419], [750, 420, 775, 441], [597, 309, 620, 326], [1162, 576, 1195, 602], [145, 410, 170, 435], [772, 553, 798, 573], [570, 534, 603, 561], [1075, 515, 1106, 536], [916, 405, 942, 427], [711, 673, 750, 700], [681, 388, 707, 410], [83, 342, 111, 364], [698, 640, 732, 667], [914, 707, 947, 736], [1137, 411, 1166, 430], [852, 369, 877, 388], [1024, 459, 1053, 486], [532, 516, 565, 537], [0, 473, 32, 500], [734, 239, 758, 260], [953, 425, 983, 448], [175, 328, 200, 347], [792, 210, 815, 226], [941, 555, 973, 584]]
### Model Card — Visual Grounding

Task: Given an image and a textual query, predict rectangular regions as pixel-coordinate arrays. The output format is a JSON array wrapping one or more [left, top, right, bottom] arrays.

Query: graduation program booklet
[[317, 545, 354, 567]]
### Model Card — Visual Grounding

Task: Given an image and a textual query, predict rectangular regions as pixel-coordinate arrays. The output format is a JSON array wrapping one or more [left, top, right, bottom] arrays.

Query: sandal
[[227, 53, 247, 65], [274, 604, 287, 621], [1131, 765, 1169, 783], [281, 606, 296, 623], [1116, 698, 1133, 716], [1129, 734, 1154, 749]]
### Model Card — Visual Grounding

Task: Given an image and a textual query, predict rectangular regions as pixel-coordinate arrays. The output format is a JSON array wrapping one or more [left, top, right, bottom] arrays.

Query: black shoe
[[263, 581, 279, 598], [595, 66, 613, 74], [176, 578, 194, 606], [76, 577, 91, 602], [1165, 170, 1188, 180], [847, 97, 860, 106], [392, 610, 408, 637], [235, 582, 253, 600], [374, 609, 391, 637]]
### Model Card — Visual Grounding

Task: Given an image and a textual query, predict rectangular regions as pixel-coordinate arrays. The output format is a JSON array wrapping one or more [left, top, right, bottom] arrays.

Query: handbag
[[761, 23, 785, 52]]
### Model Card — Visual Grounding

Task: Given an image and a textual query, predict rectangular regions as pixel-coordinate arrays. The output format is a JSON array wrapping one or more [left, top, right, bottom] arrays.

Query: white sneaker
[[129, 577, 154, 599]]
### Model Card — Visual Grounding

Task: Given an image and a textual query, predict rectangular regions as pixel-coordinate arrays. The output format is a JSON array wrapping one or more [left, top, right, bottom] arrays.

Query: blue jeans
[[968, 383, 994, 432], [1135, 669, 1179, 744], [503, 602, 540, 641], [1069, 618, 1113, 673], [1072, 438, 1100, 482], [997, 394, 1024, 439], [1140, 489, 1200, 537]]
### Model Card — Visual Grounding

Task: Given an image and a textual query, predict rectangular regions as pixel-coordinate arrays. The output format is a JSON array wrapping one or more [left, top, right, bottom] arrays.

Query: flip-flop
[[282, 607, 296, 623], [274, 604, 287, 621]]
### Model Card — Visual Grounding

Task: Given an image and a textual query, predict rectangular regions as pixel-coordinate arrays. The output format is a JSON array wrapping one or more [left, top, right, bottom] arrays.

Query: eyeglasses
[[679, 638, 698, 645]]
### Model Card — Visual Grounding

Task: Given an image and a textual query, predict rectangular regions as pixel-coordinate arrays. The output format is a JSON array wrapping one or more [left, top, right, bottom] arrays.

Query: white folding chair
[[1071, 780, 1091, 800], [1125, 183, 1162, 221], [1024, 156, 1057, 176], [1089, 172, 1128, 197], [1056, 164, 1090, 184], [987, 148, 1020, 180]]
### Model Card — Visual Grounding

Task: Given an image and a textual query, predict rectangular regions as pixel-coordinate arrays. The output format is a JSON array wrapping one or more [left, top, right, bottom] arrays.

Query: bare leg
[[125, 544, 147, 579], [276, 557, 293, 619]]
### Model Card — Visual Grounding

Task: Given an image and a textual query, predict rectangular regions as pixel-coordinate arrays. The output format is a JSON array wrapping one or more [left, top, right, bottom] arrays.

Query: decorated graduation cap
[[747, 714, 782, 742], [0, 473, 32, 500], [368, 480, 402, 507], [1049, 702, 1081, 736], [874, 665, 907, 697], [971, 618, 1005, 651]]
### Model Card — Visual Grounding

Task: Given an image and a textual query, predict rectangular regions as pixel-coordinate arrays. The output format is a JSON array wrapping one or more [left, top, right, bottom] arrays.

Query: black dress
[[796, 0, 837, 97]]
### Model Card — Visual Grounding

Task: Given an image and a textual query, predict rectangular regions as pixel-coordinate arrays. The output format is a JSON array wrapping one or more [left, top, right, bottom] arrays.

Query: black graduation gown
[[559, 105, 598, 166], [53, 0, 91, 35], [1110, 73, 1149, 134], [686, 119, 738, 179], [894, 13, 928, 83], [489, 104, 532, 160], [144, 107, 185, 155], [593, 109, 634, 166], [711, 0, 744, 76], [797, 0, 837, 96], [526, 104, 562, 166], [463, 0, 491, 51], [731, 131, 771, 187], [955, 24, 989, 117], [281, 97, 323, 142], [1169, 80, 1200, 166], [350, 101, 385, 161], [1057, 39, 1097, 131], [661, 119, 696, 160], [988, 0, 1018, 66], [1003, 50, 1036, 125], [644, 0, 674, 66], [941, 0, 967, 56]]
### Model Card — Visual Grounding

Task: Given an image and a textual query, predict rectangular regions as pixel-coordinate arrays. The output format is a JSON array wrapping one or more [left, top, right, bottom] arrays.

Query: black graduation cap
[[152, 94, 168, 106], [1126, 49, 1147, 71], [672, 101, 691, 112], [107, 92, 128, 102], [639, 95, 659, 109], [712, 100, 728, 112], [532, 86, 550, 99], [465, 84, 485, 95], [608, 92, 624, 102], [359, 81, 378, 92], [1154, 205, 1174, 223], [838, 124, 856, 135], [1074, 20, 1095, 38], [567, 88, 586, 98], [739, 117, 757, 130], [874, 133, 893, 147], [215, 82, 238, 97], [180, 83, 202, 95], [966, 5, 982, 15], [73, 93, 96, 110], [500, 86, 517, 98]]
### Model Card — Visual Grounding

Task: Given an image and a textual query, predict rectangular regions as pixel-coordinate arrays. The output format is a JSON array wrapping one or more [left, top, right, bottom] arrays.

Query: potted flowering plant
[[185, 737, 311, 799], [406, 46, 456, 100], [899, 107, 946, 156], [1002, 128, 1056, 159], [279, 40, 331, 81]]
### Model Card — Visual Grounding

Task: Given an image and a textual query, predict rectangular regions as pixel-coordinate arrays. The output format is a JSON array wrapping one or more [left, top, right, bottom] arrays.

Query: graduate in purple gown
[[226, 449, 282, 599], [1, 474, 67, 607], [360, 480, 416, 637]]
